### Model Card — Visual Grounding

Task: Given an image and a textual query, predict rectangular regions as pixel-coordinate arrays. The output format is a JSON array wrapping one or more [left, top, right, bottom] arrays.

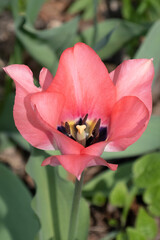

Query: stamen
[[57, 116, 107, 147], [82, 113, 88, 124], [77, 118, 83, 125], [57, 126, 67, 135], [92, 119, 101, 137], [85, 119, 101, 146], [65, 122, 71, 135]]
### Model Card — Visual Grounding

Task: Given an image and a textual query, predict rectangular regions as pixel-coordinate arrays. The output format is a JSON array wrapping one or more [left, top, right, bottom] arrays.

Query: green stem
[[67, 172, 84, 240]]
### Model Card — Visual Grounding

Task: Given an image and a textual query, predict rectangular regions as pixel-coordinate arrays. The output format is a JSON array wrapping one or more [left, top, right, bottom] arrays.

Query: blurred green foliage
[[116, 207, 158, 240], [68, 0, 101, 20], [0, 0, 10, 13], [77, 19, 149, 59], [122, 0, 160, 23], [135, 20, 160, 84], [0, 163, 39, 240], [90, 153, 160, 239]]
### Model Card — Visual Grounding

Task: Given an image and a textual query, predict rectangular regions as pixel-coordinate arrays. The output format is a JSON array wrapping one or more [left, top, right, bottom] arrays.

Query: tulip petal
[[82, 141, 108, 156], [86, 157, 118, 171], [3, 64, 38, 93], [31, 91, 65, 128], [52, 130, 84, 155], [109, 59, 154, 115], [42, 154, 118, 180], [105, 96, 149, 151], [14, 92, 56, 150], [39, 67, 53, 90], [3, 65, 56, 150], [41, 156, 60, 166], [48, 42, 116, 124]]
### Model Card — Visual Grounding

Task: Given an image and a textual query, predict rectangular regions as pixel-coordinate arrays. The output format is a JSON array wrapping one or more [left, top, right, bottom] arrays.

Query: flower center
[[57, 114, 107, 147], [76, 124, 87, 146]]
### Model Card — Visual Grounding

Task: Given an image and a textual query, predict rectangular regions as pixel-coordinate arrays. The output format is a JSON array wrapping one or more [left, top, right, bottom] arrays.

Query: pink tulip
[[3, 43, 154, 180]]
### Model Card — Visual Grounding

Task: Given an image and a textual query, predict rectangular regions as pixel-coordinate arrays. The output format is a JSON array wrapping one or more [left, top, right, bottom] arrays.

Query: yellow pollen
[[76, 124, 86, 135]]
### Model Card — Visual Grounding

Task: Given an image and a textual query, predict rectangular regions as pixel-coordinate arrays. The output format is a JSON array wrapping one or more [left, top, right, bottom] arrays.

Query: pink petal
[[39, 67, 53, 90], [105, 134, 141, 152], [109, 59, 154, 115], [42, 155, 91, 180], [31, 91, 65, 128], [3, 64, 39, 93], [42, 156, 60, 167], [48, 42, 116, 124], [14, 93, 56, 150], [86, 156, 118, 171], [81, 141, 108, 156], [42, 154, 118, 180], [51, 130, 84, 155], [3, 65, 55, 150], [106, 96, 149, 151]]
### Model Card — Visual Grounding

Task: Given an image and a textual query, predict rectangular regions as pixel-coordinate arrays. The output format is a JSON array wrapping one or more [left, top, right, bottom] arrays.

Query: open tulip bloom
[[4, 43, 154, 180], [4, 42, 154, 240]]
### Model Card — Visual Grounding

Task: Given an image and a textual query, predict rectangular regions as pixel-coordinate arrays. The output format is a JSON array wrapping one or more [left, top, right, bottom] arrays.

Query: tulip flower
[[3, 43, 154, 180]]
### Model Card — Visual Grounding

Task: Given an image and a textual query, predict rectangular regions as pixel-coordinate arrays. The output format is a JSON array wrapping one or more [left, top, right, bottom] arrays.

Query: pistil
[[76, 124, 87, 146]]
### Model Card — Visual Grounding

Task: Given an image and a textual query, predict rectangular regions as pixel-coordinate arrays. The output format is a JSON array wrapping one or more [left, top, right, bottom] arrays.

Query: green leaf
[[109, 182, 128, 208], [24, 17, 78, 37], [133, 152, 160, 188], [0, 163, 39, 240], [15, 16, 58, 74], [100, 231, 119, 240], [121, 0, 133, 20], [26, 0, 46, 24], [0, 224, 12, 240], [93, 27, 116, 51], [0, 133, 14, 152], [143, 183, 160, 216], [68, 0, 91, 14], [92, 192, 106, 206], [135, 208, 158, 239], [9, 40, 23, 65], [23, 17, 79, 58], [15, 16, 79, 72], [0, 94, 15, 131], [116, 231, 127, 240], [102, 116, 160, 159], [10, 0, 19, 19], [83, 3, 95, 20], [77, 19, 148, 59], [26, 148, 89, 240], [108, 219, 119, 228], [0, 93, 30, 151], [126, 228, 145, 240], [0, 0, 10, 12], [134, 20, 160, 84], [83, 162, 132, 199], [121, 187, 138, 226], [68, 0, 95, 20], [109, 183, 137, 226]]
